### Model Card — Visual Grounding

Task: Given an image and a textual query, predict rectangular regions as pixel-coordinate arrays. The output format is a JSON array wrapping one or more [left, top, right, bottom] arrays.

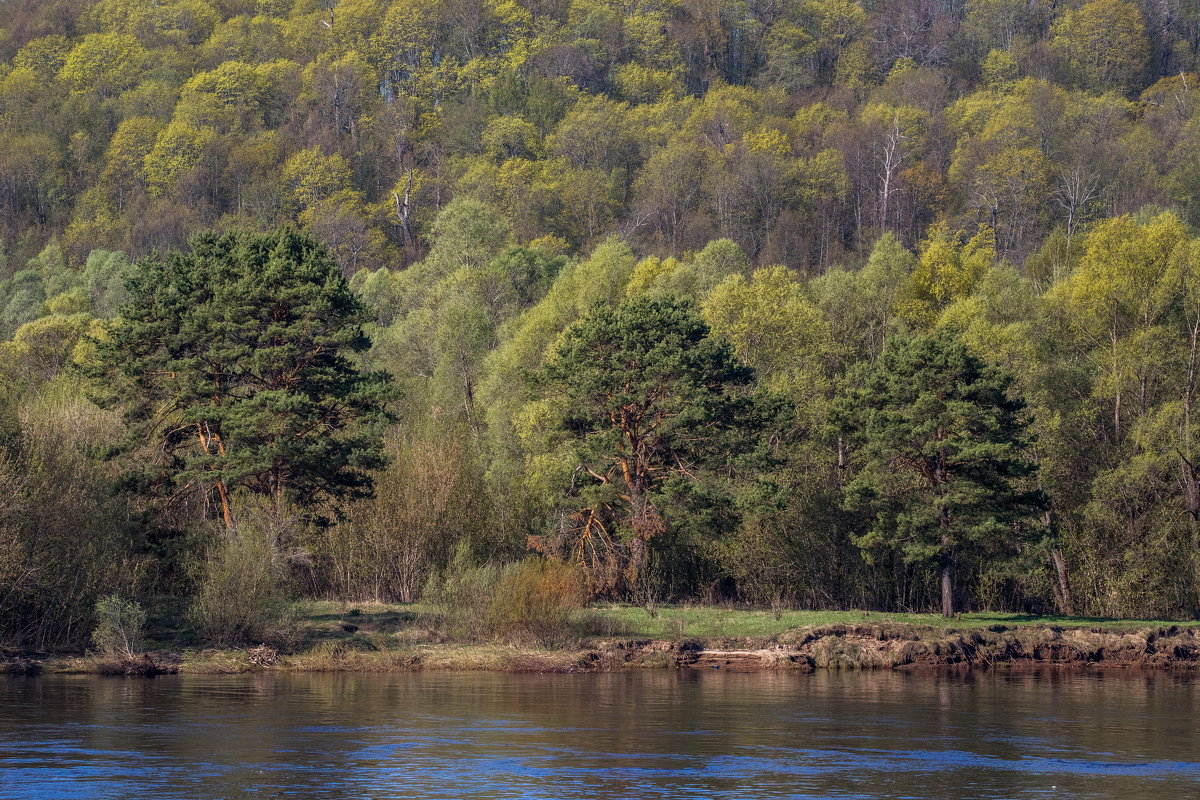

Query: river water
[[2, 670, 1197, 799]]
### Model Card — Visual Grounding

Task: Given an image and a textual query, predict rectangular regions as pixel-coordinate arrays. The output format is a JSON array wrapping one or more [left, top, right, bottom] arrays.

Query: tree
[[60, 33, 146, 98], [897, 221, 995, 327], [534, 296, 761, 595], [654, 238, 751, 301], [99, 117, 163, 213], [842, 330, 1045, 617], [964, 0, 1042, 53], [98, 229, 391, 530], [703, 265, 835, 417], [142, 121, 222, 200], [814, 233, 915, 363], [1050, 0, 1149, 94], [1046, 212, 1187, 439]]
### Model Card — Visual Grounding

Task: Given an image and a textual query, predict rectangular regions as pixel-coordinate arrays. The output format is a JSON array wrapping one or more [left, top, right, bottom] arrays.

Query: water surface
[[2, 670, 1197, 799]]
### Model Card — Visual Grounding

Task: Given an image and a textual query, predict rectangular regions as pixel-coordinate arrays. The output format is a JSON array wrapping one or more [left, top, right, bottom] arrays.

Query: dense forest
[[3, 0, 1200, 648]]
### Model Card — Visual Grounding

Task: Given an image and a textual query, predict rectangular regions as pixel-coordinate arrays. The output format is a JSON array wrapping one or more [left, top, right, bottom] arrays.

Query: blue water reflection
[[2, 670, 1197, 799]]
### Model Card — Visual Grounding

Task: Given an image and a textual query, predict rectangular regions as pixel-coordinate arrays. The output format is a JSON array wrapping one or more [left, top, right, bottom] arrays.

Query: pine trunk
[[1052, 548, 1073, 616], [941, 554, 953, 618]]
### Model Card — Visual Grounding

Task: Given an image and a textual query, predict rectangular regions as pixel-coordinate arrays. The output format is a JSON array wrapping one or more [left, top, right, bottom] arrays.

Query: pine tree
[[98, 228, 391, 529], [536, 296, 765, 595], [841, 330, 1046, 616]]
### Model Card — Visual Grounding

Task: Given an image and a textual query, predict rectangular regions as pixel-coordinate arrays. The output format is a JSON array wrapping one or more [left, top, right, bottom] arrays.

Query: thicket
[[3, 0, 1200, 648], [426, 548, 584, 644], [189, 504, 299, 646]]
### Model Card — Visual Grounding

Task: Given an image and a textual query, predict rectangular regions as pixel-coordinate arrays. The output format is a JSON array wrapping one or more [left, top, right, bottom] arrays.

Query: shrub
[[189, 517, 296, 647], [427, 548, 584, 646], [91, 595, 146, 658], [489, 559, 584, 646], [425, 543, 501, 641]]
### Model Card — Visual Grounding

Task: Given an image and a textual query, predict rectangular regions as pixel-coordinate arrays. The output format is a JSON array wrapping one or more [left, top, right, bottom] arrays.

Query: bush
[[489, 559, 583, 646], [425, 544, 501, 641], [189, 518, 296, 647], [427, 549, 583, 646], [91, 595, 146, 658]]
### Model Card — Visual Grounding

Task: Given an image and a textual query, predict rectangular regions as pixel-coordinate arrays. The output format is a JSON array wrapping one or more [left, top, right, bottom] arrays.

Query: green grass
[[39, 599, 1200, 674], [581, 605, 1200, 639], [292, 600, 1200, 645]]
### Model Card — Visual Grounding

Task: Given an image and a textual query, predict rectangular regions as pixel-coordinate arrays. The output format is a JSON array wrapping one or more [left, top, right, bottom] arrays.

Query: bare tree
[[1054, 164, 1102, 250], [876, 111, 908, 233]]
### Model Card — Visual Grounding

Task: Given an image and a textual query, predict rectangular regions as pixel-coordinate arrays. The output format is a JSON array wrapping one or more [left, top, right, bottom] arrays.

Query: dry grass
[[34, 600, 1200, 675]]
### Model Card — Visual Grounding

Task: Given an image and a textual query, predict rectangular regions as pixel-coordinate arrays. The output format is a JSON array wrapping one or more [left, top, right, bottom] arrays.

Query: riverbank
[[8, 604, 1200, 675]]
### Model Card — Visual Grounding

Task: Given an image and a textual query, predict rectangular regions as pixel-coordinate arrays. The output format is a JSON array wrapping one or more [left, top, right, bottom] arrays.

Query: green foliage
[[189, 511, 296, 646], [60, 33, 146, 97], [426, 547, 583, 645], [91, 595, 147, 657], [0, 0, 1183, 275], [534, 295, 765, 595], [97, 228, 391, 526], [423, 198, 513, 278], [1050, 0, 1149, 93], [841, 330, 1046, 615], [80, 250, 133, 316], [424, 544, 501, 641], [487, 559, 584, 645], [899, 222, 996, 327], [704, 265, 834, 406], [0, 392, 131, 649], [0, 270, 45, 335]]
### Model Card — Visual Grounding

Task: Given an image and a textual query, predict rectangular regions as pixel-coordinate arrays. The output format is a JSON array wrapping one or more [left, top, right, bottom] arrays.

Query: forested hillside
[[3, 0, 1200, 647]]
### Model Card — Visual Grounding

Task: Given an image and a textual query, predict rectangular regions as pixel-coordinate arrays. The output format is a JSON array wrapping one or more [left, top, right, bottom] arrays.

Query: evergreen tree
[[98, 228, 391, 529], [536, 296, 766, 595], [841, 330, 1045, 616]]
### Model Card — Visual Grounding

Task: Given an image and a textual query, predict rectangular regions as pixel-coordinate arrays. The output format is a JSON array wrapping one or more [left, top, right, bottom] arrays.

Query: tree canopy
[[534, 295, 766, 595], [842, 330, 1046, 616], [98, 228, 391, 529]]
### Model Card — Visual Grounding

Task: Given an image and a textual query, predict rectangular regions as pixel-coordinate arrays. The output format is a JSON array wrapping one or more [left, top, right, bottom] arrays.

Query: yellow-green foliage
[[898, 221, 996, 326], [428, 550, 583, 645], [60, 33, 146, 97], [488, 559, 584, 645], [704, 265, 834, 416]]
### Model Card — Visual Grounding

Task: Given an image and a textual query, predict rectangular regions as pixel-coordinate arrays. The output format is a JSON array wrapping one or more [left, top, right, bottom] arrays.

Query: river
[[2, 670, 1197, 799]]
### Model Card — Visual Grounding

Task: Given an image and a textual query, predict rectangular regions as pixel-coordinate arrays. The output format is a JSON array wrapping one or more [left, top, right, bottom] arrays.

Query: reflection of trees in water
[[5, 672, 1200, 798]]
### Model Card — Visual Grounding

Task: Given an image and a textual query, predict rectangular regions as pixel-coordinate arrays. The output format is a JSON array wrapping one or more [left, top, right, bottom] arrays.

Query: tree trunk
[[393, 170, 415, 249], [940, 554, 953, 617], [198, 423, 234, 533], [940, 530, 953, 618], [1111, 320, 1122, 439], [1051, 547, 1073, 616], [216, 480, 233, 533]]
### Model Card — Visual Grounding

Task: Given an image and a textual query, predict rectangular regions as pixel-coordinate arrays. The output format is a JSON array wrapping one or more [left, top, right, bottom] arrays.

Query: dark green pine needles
[[841, 330, 1046, 617], [98, 228, 392, 529], [538, 295, 767, 593]]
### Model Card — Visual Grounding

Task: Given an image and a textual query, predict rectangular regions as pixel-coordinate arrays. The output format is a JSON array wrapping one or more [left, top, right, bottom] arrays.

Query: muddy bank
[[13, 623, 1200, 675], [598, 623, 1200, 672]]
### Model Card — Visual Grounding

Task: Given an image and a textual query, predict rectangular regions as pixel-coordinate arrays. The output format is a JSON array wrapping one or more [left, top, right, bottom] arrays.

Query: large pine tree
[[536, 296, 765, 595], [99, 229, 391, 529], [841, 330, 1046, 617]]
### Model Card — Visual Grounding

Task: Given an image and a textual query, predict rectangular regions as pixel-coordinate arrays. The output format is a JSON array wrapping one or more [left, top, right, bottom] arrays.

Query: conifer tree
[[536, 296, 764, 594], [99, 228, 391, 529], [841, 330, 1045, 616]]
